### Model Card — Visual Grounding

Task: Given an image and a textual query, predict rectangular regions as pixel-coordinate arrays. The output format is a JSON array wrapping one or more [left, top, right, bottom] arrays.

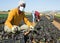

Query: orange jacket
[[5, 8, 32, 29]]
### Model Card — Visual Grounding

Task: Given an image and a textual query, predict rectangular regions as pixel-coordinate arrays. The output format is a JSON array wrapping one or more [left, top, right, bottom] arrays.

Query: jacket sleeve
[[5, 11, 15, 29], [23, 14, 32, 27]]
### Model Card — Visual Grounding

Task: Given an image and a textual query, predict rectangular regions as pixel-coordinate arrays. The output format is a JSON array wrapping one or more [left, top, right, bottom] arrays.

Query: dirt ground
[[54, 16, 60, 23], [52, 20, 60, 30], [46, 16, 60, 30]]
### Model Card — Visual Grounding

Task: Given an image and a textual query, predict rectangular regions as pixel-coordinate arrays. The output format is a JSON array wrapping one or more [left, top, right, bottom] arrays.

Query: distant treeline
[[0, 11, 8, 14]]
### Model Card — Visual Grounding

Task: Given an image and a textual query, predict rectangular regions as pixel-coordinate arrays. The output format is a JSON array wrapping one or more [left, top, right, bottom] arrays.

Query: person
[[35, 11, 40, 22], [4, 0, 34, 33], [32, 11, 40, 23], [49, 14, 54, 22], [32, 11, 35, 24]]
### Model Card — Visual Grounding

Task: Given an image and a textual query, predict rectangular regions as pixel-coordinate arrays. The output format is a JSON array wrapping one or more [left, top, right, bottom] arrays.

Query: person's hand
[[29, 26, 34, 31], [32, 22, 36, 27], [12, 25, 19, 33], [38, 19, 40, 22], [24, 26, 34, 35]]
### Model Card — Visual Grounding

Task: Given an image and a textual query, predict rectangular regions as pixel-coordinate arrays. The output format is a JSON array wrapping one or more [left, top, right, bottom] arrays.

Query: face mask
[[19, 6, 24, 11]]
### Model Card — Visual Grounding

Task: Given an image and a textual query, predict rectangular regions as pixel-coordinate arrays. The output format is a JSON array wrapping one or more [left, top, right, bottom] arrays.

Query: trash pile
[[26, 16, 60, 43], [0, 16, 60, 43]]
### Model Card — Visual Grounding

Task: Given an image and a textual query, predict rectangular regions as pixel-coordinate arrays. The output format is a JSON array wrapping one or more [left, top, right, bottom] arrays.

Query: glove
[[12, 25, 19, 33], [29, 26, 34, 31]]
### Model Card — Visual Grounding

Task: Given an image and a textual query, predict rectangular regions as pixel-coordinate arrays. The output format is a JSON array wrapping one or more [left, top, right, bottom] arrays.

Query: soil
[[54, 16, 60, 23], [46, 16, 60, 30], [52, 20, 60, 30]]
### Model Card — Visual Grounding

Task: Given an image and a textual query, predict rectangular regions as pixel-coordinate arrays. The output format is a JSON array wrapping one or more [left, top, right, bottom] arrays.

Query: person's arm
[[5, 11, 15, 29], [23, 14, 32, 27]]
